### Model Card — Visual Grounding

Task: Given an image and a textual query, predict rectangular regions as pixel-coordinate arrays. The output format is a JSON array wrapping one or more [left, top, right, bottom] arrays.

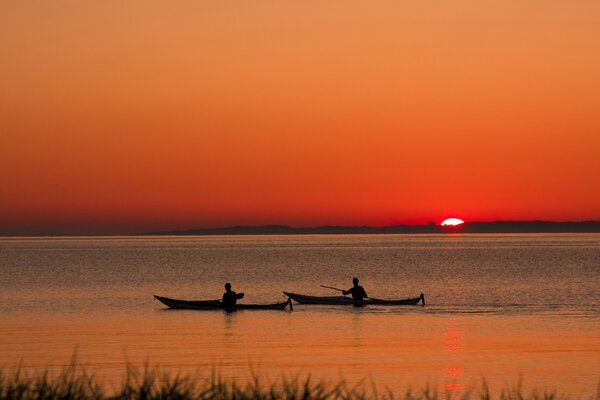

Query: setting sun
[[441, 218, 465, 227]]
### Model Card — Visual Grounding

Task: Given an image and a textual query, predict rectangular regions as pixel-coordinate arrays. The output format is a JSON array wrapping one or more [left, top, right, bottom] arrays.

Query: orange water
[[1, 235, 598, 396]]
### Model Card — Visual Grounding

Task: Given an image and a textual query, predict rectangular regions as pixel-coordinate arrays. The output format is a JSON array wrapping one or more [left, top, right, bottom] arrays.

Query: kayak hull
[[154, 295, 291, 310], [283, 292, 425, 306]]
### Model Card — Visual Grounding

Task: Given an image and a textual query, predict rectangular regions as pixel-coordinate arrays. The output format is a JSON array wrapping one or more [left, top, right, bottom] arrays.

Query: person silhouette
[[222, 282, 244, 306], [342, 277, 368, 301]]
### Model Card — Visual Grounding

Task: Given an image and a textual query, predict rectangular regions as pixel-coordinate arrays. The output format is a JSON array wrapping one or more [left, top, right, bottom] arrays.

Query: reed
[[0, 364, 594, 400]]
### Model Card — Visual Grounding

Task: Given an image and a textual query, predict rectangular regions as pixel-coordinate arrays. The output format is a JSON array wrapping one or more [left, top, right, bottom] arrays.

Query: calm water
[[1, 234, 599, 396]]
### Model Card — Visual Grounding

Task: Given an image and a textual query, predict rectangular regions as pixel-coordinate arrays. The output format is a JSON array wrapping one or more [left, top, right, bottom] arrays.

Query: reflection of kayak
[[283, 292, 425, 306], [154, 295, 292, 310]]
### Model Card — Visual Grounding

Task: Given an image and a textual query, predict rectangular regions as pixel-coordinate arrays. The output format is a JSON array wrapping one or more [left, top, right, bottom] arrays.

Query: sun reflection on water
[[443, 317, 465, 396]]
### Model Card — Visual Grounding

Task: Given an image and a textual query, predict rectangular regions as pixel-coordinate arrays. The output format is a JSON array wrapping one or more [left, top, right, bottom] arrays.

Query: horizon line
[[2, 220, 600, 237]]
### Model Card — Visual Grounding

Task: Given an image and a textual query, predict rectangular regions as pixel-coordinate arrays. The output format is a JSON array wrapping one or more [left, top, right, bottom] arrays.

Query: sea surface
[[1, 234, 599, 397]]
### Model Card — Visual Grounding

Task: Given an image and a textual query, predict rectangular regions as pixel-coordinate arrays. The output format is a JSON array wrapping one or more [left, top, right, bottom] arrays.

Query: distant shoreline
[[2, 221, 600, 237], [142, 221, 600, 236]]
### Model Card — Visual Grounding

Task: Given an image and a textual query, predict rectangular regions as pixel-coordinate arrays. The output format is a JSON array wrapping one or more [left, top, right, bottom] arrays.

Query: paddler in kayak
[[222, 282, 244, 306], [342, 277, 368, 301]]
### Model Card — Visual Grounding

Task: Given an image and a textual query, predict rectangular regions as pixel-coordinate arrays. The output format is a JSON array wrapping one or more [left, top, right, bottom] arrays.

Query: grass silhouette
[[0, 362, 596, 400]]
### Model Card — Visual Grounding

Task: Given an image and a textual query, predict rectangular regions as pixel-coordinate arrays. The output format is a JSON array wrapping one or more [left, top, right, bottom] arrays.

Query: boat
[[283, 292, 425, 306], [154, 295, 292, 310]]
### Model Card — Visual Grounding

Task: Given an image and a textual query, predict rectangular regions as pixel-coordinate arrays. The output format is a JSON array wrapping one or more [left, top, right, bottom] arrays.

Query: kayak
[[154, 295, 292, 310], [283, 292, 425, 306]]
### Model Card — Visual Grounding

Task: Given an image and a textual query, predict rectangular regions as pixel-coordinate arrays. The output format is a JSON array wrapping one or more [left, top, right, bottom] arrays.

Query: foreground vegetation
[[0, 364, 595, 400]]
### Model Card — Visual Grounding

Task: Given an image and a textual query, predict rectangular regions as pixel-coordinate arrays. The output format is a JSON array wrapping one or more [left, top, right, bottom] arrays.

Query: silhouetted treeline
[[143, 221, 600, 235]]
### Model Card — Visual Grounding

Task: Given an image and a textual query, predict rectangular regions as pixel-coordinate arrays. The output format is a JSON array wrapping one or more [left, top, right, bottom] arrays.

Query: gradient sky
[[1, 1, 600, 234]]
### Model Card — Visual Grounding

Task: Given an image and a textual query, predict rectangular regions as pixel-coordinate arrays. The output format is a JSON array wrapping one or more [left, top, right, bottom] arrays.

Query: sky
[[1, 1, 600, 235]]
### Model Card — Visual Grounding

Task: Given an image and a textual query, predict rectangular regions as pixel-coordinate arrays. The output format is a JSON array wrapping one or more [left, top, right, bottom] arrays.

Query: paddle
[[320, 284, 372, 300], [320, 285, 344, 292]]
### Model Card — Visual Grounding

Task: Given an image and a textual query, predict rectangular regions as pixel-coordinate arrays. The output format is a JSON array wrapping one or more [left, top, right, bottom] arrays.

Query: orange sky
[[1, 1, 600, 234]]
